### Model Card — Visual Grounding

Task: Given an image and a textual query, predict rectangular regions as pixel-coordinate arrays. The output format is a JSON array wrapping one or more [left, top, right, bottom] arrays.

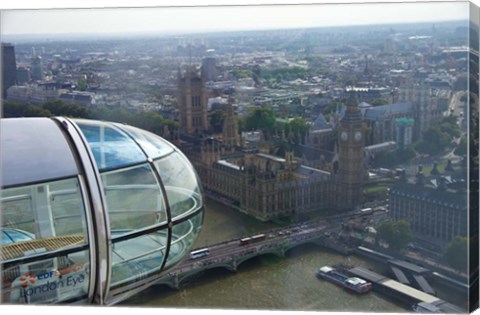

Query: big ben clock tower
[[336, 92, 365, 210]]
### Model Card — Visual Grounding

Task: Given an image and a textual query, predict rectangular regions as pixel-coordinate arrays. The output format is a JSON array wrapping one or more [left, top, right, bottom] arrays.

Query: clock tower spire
[[336, 92, 365, 210]]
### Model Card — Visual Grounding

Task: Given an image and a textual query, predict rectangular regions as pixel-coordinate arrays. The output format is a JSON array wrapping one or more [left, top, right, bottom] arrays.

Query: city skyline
[[1, 1, 471, 37], [0, 1, 477, 311]]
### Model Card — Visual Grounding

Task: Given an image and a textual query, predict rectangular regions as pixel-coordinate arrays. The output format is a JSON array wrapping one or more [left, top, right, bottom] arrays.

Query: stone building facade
[[389, 178, 467, 244], [175, 66, 366, 221], [177, 66, 209, 135]]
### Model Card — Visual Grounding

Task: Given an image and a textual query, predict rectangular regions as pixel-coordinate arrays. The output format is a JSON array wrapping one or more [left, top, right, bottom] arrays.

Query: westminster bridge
[[154, 212, 364, 290]]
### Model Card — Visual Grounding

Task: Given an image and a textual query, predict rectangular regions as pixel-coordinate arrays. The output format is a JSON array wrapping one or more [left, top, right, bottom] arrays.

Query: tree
[[244, 107, 276, 139], [130, 111, 165, 135], [42, 100, 90, 118], [77, 78, 88, 91], [415, 115, 461, 156], [3, 101, 48, 118], [372, 147, 416, 168], [371, 98, 389, 106], [4, 99, 175, 138], [210, 109, 226, 133], [287, 117, 309, 144], [443, 236, 468, 273], [439, 115, 461, 138], [23, 106, 53, 117], [230, 69, 253, 80], [415, 127, 451, 155], [377, 220, 412, 251], [252, 65, 262, 86], [454, 136, 467, 156]]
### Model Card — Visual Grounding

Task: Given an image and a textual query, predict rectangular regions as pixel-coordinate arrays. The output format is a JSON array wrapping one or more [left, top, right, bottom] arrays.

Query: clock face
[[354, 131, 362, 142], [341, 131, 348, 141]]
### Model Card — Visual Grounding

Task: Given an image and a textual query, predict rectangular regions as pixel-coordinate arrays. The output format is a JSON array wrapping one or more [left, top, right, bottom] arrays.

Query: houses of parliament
[[171, 65, 366, 221]]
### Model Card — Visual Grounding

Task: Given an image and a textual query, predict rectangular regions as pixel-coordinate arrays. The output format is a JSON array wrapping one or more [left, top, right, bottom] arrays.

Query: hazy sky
[[0, 0, 473, 36]]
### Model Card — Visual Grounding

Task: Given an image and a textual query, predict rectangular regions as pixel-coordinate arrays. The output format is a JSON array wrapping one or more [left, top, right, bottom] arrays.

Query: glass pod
[[0, 117, 204, 305]]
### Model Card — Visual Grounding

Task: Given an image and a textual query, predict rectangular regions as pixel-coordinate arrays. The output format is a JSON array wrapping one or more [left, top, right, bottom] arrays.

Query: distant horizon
[[1, 18, 470, 44], [1, 2, 470, 40]]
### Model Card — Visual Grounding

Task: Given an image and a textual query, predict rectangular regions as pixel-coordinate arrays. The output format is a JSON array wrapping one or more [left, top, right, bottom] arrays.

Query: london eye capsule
[[0, 117, 204, 305]]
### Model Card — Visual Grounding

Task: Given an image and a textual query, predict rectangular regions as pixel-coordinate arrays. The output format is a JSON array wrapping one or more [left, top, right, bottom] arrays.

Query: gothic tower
[[222, 100, 240, 149], [177, 65, 209, 135], [336, 92, 365, 210]]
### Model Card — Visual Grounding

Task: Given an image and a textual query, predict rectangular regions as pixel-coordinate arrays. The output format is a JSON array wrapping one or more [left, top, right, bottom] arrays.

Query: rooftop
[[364, 103, 413, 120]]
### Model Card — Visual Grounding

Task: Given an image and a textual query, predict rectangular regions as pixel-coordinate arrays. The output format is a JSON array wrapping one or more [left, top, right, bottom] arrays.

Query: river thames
[[123, 198, 406, 312]]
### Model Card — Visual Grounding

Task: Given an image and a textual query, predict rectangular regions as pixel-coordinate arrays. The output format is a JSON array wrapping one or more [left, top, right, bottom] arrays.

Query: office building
[[202, 57, 217, 82], [31, 56, 44, 81], [389, 160, 469, 246], [16, 67, 31, 85], [2, 43, 17, 98]]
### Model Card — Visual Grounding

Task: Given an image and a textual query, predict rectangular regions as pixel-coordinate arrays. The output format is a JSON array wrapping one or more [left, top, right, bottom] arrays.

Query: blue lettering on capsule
[[37, 271, 56, 280]]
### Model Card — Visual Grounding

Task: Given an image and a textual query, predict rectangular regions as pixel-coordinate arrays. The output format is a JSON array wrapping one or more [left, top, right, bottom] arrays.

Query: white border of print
[[1, 2, 478, 315]]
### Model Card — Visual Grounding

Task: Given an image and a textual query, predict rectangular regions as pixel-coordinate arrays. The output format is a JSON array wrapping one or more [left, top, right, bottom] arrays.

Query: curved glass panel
[[117, 124, 175, 159], [1, 178, 89, 258], [2, 117, 204, 305], [1, 177, 90, 304], [155, 152, 203, 220], [3, 250, 90, 304], [165, 212, 203, 268], [74, 120, 146, 171], [101, 163, 167, 233], [100, 163, 168, 288], [110, 231, 167, 287], [1, 118, 78, 187], [2, 230, 35, 245]]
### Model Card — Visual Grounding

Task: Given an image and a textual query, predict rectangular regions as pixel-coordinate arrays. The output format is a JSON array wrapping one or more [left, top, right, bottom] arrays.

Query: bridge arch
[[150, 216, 361, 291]]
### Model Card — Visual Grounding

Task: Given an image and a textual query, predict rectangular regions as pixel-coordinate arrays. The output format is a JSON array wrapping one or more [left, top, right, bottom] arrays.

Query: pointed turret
[[341, 91, 363, 124], [222, 100, 239, 150]]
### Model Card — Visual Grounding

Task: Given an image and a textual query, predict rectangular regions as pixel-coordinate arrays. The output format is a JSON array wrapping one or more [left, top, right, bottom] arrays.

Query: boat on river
[[316, 266, 372, 294]]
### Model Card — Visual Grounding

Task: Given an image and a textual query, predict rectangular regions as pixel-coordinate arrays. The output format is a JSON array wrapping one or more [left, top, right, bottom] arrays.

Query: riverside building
[[174, 66, 366, 221]]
